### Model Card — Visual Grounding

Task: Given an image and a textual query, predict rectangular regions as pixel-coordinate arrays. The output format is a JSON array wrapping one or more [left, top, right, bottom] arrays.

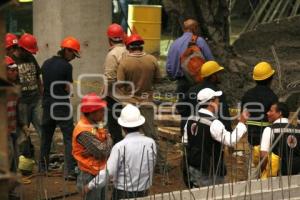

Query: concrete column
[[33, 0, 111, 120]]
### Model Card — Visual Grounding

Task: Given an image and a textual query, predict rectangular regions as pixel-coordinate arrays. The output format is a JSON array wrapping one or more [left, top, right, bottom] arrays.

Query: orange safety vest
[[72, 116, 107, 175]]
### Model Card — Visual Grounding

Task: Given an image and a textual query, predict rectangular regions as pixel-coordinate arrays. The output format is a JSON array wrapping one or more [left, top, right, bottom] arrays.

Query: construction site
[[0, 0, 300, 200]]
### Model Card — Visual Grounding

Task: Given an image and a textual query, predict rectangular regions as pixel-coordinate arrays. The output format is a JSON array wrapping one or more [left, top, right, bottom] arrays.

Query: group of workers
[[4, 21, 159, 199], [3, 16, 300, 200], [167, 19, 300, 187]]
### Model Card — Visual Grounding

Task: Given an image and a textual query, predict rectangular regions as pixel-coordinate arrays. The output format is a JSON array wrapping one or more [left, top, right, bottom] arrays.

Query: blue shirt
[[166, 32, 214, 78]]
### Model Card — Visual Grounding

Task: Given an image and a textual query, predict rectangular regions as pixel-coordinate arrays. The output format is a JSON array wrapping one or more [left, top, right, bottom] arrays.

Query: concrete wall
[[33, 0, 111, 120]]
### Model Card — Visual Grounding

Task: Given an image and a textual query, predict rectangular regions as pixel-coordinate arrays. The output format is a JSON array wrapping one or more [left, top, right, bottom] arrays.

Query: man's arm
[[197, 37, 214, 61], [77, 131, 112, 160], [85, 145, 120, 192], [35, 60, 43, 95], [210, 111, 249, 146], [166, 44, 180, 79], [260, 127, 273, 172], [104, 54, 119, 84], [153, 59, 162, 84]]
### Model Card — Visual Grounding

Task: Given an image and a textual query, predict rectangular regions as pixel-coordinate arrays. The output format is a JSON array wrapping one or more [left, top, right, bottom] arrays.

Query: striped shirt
[[7, 94, 17, 133]]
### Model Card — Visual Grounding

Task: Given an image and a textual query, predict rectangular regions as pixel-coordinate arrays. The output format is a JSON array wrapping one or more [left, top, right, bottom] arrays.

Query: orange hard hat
[[81, 93, 107, 113], [107, 23, 124, 41], [61, 36, 80, 57], [5, 33, 18, 49], [5, 56, 15, 65], [19, 33, 38, 54], [125, 34, 144, 46]]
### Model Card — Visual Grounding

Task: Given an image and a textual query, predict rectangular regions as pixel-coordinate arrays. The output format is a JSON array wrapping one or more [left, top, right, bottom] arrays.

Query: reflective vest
[[186, 113, 226, 176], [272, 123, 300, 175], [72, 116, 107, 175]]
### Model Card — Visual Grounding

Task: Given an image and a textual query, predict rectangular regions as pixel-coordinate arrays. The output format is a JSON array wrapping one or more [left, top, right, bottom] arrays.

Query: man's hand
[[22, 125, 30, 137], [239, 110, 250, 124], [83, 185, 90, 194]]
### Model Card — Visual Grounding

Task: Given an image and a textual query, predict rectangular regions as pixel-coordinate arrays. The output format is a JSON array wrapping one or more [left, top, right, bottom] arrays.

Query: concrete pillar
[[33, 0, 111, 120]]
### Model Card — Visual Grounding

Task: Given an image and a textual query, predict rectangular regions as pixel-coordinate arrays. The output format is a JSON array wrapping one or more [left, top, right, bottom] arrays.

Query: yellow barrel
[[128, 5, 162, 54]]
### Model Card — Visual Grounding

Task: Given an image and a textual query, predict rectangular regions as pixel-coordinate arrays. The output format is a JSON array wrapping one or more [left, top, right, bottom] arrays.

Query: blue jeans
[[40, 102, 76, 175], [18, 98, 43, 136], [77, 170, 106, 200]]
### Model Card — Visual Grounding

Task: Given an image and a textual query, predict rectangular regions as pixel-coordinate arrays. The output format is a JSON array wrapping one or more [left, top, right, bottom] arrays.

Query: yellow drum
[[128, 5, 162, 54]]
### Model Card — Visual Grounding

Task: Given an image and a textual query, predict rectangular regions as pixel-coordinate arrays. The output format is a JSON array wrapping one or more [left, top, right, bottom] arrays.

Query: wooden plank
[[158, 127, 181, 143], [155, 114, 181, 127]]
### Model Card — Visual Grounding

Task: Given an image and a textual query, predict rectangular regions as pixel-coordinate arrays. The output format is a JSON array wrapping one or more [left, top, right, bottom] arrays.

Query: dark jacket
[[186, 112, 226, 176], [241, 85, 278, 145]]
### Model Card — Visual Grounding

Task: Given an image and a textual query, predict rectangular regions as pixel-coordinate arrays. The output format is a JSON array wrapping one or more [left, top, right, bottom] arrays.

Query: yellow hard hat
[[253, 62, 275, 81], [200, 61, 224, 78]]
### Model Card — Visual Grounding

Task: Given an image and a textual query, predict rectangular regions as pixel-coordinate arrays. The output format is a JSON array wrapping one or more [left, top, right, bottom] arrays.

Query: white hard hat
[[118, 104, 145, 128], [197, 88, 222, 105]]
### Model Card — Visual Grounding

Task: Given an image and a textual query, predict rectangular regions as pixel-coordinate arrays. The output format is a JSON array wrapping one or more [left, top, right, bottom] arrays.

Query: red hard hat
[[5, 33, 18, 49], [107, 23, 124, 40], [19, 33, 38, 54], [125, 34, 144, 46], [61, 36, 80, 56], [81, 93, 107, 113], [5, 56, 15, 65]]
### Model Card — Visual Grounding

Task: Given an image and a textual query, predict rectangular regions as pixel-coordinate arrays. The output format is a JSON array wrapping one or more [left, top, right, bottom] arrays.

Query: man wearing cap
[[241, 62, 278, 146], [183, 88, 249, 187], [13, 33, 43, 138], [84, 104, 157, 200], [5, 33, 18, 58], [104, 23, 128, 144], [73, 93, 112, 200], [40, 36, 81, 179], [116, 34, 161, 141], [177, 61, 232, 134]]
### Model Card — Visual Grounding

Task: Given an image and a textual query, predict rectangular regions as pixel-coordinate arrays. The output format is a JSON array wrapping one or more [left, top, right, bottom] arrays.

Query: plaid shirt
[[77, 130, 112, 160]]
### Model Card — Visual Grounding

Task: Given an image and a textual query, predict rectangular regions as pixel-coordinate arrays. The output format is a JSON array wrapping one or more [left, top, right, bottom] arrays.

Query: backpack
[[180, 35, 206, 84]]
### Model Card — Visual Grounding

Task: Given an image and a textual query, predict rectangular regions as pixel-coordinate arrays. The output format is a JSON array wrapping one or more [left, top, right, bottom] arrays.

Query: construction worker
[[5, 55, 21, 200], [104, 23, 128, 144], [116, 33, 161, 141], [166, 19, 214, 95], [5, 33, 18, 58], [177, 61, 232, 134], [241, 62, 278, 146], [260, 102, 300, 175], [84, 104, 156, 200], [5, 56, 19, 172], [13, 33, 43, 138], [40, 36, 80, 180], [73, 93, 112, 200], [183, 88, 249, 187]]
